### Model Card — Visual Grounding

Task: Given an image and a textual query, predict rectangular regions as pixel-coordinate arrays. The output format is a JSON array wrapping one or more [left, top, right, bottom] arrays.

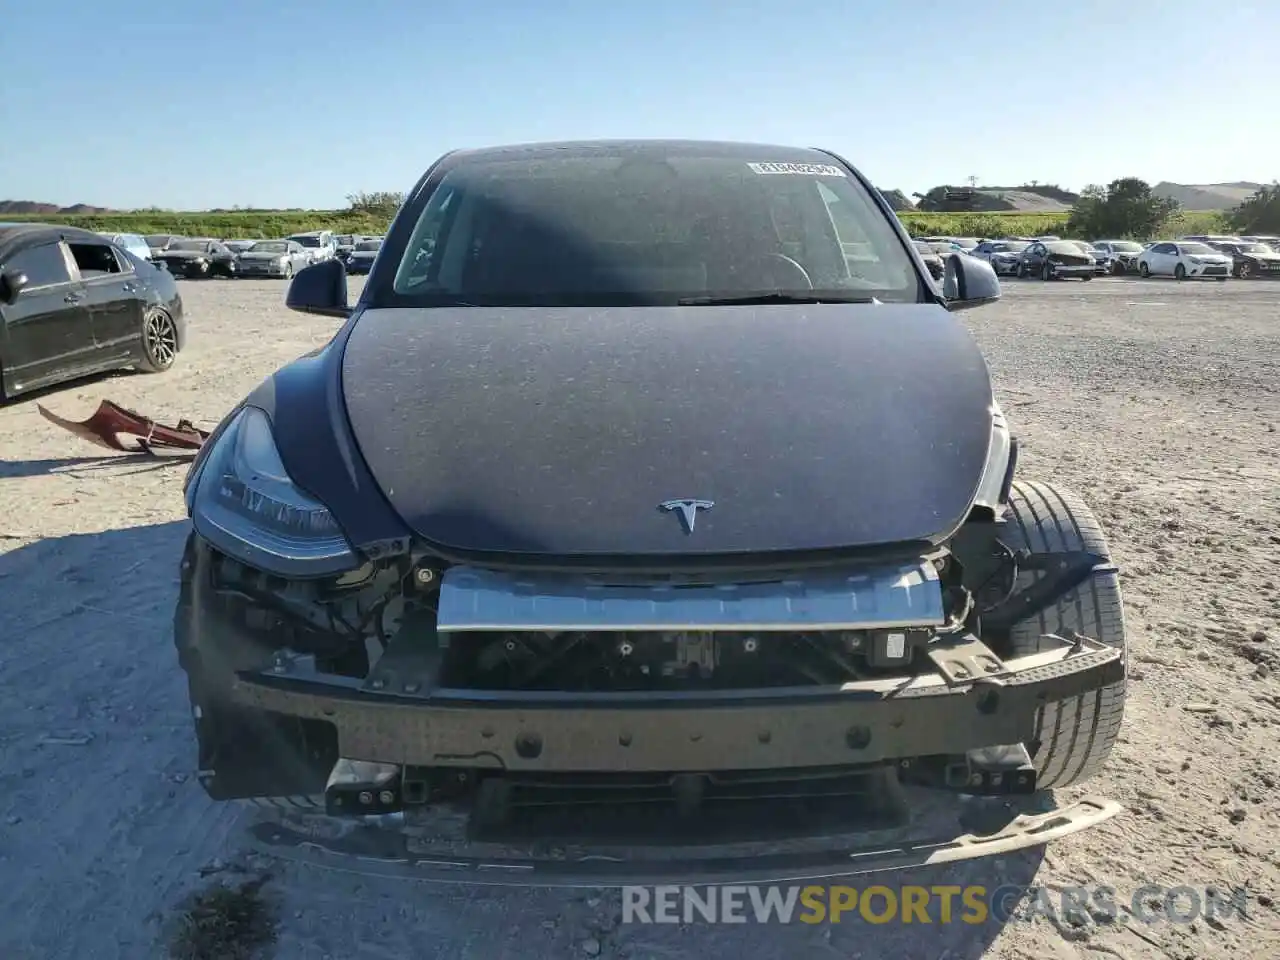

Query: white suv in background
[[285, 230, 336, 264]]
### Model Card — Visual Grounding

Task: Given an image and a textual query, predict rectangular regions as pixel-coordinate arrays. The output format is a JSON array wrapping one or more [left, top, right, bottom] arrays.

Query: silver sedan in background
[[233, 239, 311, 279]]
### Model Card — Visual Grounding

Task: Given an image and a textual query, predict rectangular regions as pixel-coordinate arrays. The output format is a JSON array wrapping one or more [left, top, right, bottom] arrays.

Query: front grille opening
[[430, 764, 909, 845]]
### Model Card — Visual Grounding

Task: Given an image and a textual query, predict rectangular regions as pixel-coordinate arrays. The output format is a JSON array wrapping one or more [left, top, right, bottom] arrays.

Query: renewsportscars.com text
[[622, 884, 1251, 926]]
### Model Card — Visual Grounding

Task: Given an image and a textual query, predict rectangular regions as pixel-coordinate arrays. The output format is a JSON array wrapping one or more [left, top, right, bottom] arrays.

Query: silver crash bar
[[434, 561, 946, 633]]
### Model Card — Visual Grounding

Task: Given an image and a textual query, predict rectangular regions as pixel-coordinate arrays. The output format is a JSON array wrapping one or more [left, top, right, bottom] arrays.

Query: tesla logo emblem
[[658, 499, 714, 534]]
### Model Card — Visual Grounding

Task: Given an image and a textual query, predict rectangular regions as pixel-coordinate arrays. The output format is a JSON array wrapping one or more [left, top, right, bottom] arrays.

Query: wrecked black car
[[173, 139, 1127, 884]]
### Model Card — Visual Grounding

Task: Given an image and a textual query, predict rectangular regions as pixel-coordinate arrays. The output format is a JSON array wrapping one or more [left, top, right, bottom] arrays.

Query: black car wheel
[[1111, 260, 1126, 276], [1003, 481, 1127, 789], [1040, 261, 1053, 281], [284, 262, 294, 279], [1139, 261, 1151, 278], [139, 307, 178, 373], [1174, 263, 1187, 281], [1237, 261, 1252, 279]]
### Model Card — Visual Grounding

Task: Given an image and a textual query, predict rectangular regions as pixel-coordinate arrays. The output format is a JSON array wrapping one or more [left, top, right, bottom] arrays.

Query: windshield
[[385, 150, 919, 307], [249, 241, 288, 254], [1107, 241, 1142, 252], [1177, 242, 1215, 255], [1073, 241, 1096, 251], [169, 240, 210, 251], [913, 241, 933, 254], [144, 234, 170, 245], [355, 240, 382, 251], [992, 241, 1029, 253], [1234, 243, 1270, 253], [289, 235, 322, 247], [1045, 241, 1083, 254]]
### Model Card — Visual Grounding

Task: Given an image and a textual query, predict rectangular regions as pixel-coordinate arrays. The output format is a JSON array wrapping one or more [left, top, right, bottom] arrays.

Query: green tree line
[[3, 181, 1258, 240]]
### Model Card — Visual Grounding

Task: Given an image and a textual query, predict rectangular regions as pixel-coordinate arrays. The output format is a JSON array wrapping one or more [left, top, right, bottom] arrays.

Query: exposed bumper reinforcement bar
[[230, 636, 1124, 773], [243, 792, 1125, 887]]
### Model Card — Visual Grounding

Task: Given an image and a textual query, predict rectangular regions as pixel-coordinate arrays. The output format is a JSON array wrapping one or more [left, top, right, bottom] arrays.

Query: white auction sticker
[[747, 161, 847, 176]]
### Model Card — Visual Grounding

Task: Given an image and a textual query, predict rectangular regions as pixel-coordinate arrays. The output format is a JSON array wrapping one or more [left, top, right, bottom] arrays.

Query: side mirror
[[0, 271, 30, 305], [286, 257, 351, 318], [942, 253, 1000, 310]]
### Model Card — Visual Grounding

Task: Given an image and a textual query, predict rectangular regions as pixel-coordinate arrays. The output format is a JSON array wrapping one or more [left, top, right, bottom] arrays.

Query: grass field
[[0, 208, 1229, 240]]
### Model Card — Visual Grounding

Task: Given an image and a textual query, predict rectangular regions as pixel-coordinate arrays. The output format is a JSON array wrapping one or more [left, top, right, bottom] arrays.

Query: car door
[[288, 241, 307, 271], [0, 240, 95, 391], [1153, 243, 1176, 274], [1025, 242, 1045, 272], [67, 239, 144, 353]]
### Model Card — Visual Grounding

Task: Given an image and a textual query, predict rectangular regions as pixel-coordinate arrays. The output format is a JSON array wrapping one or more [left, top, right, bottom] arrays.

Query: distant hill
[[877, 188, 914, 211], [913, 184, 1079, 214], [0, 200, 113, 215], [1150, 181, 1264, 211]]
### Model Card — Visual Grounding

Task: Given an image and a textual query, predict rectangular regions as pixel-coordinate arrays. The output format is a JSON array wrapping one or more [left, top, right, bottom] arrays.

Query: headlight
[[1188, 257, 1202, 264], [189, 406, 357, 577]]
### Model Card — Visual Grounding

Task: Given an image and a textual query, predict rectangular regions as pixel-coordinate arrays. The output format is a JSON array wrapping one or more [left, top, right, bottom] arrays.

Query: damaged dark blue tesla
[[173, 139, 1127, 885]]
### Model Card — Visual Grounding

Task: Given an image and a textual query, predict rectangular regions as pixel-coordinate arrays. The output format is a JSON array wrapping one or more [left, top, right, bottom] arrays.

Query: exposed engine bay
[[198, 529, 1053, 697]]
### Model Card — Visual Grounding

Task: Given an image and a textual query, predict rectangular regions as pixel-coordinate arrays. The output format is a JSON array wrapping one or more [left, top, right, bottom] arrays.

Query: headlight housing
[[189, 406, 358, 577]]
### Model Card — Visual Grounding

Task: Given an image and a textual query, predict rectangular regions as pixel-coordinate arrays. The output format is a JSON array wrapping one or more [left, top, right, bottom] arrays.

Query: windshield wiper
[[676, 293, 878, 306]]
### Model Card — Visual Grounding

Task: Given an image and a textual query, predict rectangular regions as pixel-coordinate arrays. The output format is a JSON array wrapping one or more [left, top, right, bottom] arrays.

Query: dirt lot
[[1, 276, 1277, 959]]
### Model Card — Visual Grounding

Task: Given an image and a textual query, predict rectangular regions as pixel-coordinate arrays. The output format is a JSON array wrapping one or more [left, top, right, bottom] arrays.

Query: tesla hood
[[340, 303, 996, 559]]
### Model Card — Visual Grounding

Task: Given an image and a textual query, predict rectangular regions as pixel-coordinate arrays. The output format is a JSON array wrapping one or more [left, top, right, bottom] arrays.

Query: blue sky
[[2, 0, 1276, 210]]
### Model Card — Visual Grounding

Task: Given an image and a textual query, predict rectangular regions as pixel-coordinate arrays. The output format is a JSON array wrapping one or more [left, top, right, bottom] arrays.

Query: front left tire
[[138, 307, 178, 373], [1001, 480, 1127, 789]]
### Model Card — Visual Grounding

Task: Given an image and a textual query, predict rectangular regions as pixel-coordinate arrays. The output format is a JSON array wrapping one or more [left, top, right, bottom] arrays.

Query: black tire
[[1174, 263, 1186, 281], [284, 262, 294, 279], [1080, 274, 1092, 282], [1139, 261, 1150, 278], [1236, 262, 1251, 279], [1001, 480, 1127, 790], [1111, 261, 1126, 276], [137, 307, 178, 373], [1040, 262, 1052, 281]]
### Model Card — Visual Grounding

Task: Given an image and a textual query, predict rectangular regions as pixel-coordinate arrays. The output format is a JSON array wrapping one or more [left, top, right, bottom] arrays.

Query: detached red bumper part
[[37, 399, 208, 454]]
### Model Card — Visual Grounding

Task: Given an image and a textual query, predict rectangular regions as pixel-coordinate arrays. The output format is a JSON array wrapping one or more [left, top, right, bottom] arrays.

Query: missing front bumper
[[226, 633, 1122, 774], [242, 790, 1124, 887]]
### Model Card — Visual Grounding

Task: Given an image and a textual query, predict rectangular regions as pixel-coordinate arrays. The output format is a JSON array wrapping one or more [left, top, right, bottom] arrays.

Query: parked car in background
[[97, 232, 153, 262], [1205, 240, 1280, 278], [0, 223, 185, 397], [1070, 241, 1108, 275], [1180, 234, 1241, 244], [1017, 240, 1096, 280], [155, 238, 239, 279], [1090, 240, 1144, 275], [233, 240, 311, 279], [912, 240, 945, 280], [145, 234, 178, 256], [971, 239, 1030, 277], [1239, 235, 1280, 247], [916, 235, 979, 251], [1136, 241, 1231, 280], [286, 230, 337, 264], [334, 234, 359, 259], [223, 239, 258, 255], [342, 237, 383, 275]]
